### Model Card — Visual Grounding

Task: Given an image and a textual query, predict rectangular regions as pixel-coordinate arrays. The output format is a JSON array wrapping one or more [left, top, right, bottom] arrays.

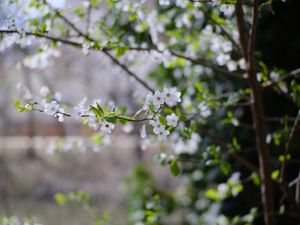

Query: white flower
[[48, 0, 65, 8], [166, 113, 179, 127], [199, 102, 211, 118], [44, 101, 60, 116], [73, 105, 89, 120], [140, 124, 147, 138], [57, 108, 65, 122], [159, 0, 170, 6], [219, 4, 235, 16], [87, 115, 99, 130], [211, 0, 220, 5], [270, 71, 280, 80], [54, 92, 62, 101], [173, 133, 201, 155], [163, 87, 181, 107], [151, 90, 165, 106], [100, 122, 115, 135], [150, 119, 165, 135], [123, 123, 134, 133], [157, 129, 170, 140], [40, 86, 50, 97]]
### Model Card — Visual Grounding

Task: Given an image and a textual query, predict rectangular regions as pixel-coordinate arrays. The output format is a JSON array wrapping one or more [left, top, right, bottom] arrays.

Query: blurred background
[[1, 0, 300, 224]]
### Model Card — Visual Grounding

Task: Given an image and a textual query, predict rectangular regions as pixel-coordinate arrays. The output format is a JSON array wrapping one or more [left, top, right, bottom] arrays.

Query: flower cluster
[[141, 87, 181, 140], [146, 87, 181, 109], [43, 100, 65, 122]]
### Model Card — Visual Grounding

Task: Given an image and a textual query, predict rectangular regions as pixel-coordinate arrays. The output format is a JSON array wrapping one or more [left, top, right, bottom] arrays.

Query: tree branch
[[235, 0, 249, 62], [0, 29, 82, 47], [200, 127, 259, 174], [280, 111, 300, 182], [44, 0, 155, 93], [263, 68, 300, 89]]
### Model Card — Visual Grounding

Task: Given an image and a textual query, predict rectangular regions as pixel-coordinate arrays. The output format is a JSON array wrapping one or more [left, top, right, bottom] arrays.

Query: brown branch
[[102, 51, 155, 92], [265, 117, 298, 123], [105, 46, 247, 81], [32, 108, 152, 122], [43, 0, 155, 93], [248, 0, 259, 69], [169, 51, 247, 80], [0, 29, 82, 47], [200, 127, 259, 174], [235, 0, 249, 62], [263, 68, 300, 89], [200, 9, 242, 55], [244, 0, 276, 224]]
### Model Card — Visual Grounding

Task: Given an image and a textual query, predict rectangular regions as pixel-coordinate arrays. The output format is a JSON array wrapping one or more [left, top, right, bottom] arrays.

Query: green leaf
[[251, 173, 261, 186], [74, 7, 85, 18], [220, 161, 231, 175], [271, 169, 280, 180], [90, 103, 104, 117], [54, 193, 67, 205], [105, 116, 117, 124], [159, 116, 167, 126], [169, 160, 180, 176], [90, 106, 101, 117], [13, 99, 30, 112], [205, 188, 221, 201], [279, 154, 291, 162], [96, 103, 104, 116], [115, 46, 129, 57]]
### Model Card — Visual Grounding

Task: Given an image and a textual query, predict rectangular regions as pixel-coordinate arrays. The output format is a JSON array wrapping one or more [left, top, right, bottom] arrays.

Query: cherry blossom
[[166, 113, 179, 127], [100, 122, 115, 135], [150, 119, 166, 135], [86, 115, 99, 130], [163, 87, 181, 107], [151, 90, 165, 107], [43, 101, 60, 116]]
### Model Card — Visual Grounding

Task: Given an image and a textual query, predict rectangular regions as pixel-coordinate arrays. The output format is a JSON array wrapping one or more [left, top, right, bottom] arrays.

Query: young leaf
[[169, 160, 181, 176]]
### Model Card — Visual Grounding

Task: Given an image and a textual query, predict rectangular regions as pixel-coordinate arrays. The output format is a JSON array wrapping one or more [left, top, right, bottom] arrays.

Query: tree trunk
[[248, 72, 276, 225]]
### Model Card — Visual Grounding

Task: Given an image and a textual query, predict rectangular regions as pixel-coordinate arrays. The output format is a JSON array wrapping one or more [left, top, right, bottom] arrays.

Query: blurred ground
[[0, 136, 179, 225]]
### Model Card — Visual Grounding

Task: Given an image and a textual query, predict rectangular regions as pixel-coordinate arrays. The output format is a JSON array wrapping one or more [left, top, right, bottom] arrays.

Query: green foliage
[[169, 159, 181, 176]]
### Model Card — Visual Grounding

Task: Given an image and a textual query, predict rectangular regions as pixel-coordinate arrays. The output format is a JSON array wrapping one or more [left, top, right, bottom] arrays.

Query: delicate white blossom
[[87, 115, 99, 130], [150, 119, 165, 135], [163, 87, 181, 107], [44, 101, 60, 116], [100, 122, 115, 135], [151, 90, 165, 107], [166, 113, 179, 127]]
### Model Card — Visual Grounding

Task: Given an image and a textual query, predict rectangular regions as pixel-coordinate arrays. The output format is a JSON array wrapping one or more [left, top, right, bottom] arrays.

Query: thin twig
[[200, 126, 259, 174], [0, 29, 82, 47], [43, 0, 155, 93], [32, 108, 152, 122], [280, 111, 300, 182], [263, 68, 300, 89]]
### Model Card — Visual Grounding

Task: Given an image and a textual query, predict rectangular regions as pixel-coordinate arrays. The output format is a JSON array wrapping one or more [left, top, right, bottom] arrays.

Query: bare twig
[[280, 111, 300, 182], [200, 127, 259, 174], [43, 0, 155, 93]]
